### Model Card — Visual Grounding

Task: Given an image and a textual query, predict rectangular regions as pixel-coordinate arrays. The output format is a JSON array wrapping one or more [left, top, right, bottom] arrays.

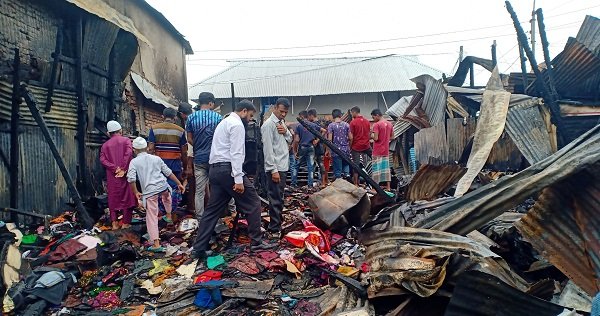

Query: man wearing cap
[[192, 100, 276, 259], [186, 92, 222, 219], [100, 121, 137, 230], [148, 108, 187, 214]]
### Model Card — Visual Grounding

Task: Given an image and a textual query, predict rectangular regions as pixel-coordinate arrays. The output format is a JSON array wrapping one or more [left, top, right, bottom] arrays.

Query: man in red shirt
[[349, 106, 372, 186], [370, 109, 393, 190]]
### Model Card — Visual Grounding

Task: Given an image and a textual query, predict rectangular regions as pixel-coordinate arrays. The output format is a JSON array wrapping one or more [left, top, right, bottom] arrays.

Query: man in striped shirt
[[148, 107, 188, 212]]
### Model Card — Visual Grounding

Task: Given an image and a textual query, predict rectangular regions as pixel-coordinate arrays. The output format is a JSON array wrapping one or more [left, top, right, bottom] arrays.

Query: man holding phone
[[261, 98, 293, 239]]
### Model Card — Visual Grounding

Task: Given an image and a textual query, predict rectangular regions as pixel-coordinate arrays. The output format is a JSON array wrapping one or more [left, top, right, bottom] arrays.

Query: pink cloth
[[145, 190, 171, 241], [372, 120, 393, 157], [100, 135, 137, 214]]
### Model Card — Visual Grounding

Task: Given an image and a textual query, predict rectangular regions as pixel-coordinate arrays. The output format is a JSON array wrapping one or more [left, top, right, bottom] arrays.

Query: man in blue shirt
[[294, 110, 325, 187], [186, 92, 222, 219]]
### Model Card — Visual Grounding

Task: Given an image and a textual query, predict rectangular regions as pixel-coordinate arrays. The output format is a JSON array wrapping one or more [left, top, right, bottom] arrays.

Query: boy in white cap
[[100, 121, 137, 230], [127, 137, 185, 252]]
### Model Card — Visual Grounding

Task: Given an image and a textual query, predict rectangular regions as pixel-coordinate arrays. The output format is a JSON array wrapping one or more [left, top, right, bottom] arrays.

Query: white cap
[[132, 137, 147, 149], [106, 121, 122, 133]]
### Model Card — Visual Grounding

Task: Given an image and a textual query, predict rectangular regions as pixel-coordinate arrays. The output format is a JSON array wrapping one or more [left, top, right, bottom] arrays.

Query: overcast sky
[[146, 0, 600, 88]]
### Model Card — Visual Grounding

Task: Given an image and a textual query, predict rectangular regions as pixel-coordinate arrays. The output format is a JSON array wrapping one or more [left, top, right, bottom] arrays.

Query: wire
[[191, 5, 599, 54], [187, 21, 580, 62]]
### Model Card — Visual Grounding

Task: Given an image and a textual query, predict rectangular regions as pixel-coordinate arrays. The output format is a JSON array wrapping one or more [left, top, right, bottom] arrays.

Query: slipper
[[162, 216, 173, 223], [147, 246, 166, 253]]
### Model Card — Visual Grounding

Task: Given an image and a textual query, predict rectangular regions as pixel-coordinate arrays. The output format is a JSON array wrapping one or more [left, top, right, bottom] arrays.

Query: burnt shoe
[[191, 249, 213, 260], [250, 240, 278, 251]]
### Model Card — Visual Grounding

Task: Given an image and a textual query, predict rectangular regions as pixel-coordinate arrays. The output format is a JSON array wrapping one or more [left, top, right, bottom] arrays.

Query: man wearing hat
[[100, 121, 137, 230], [128, 137, 185, 252], [185, 92, 222, 219]]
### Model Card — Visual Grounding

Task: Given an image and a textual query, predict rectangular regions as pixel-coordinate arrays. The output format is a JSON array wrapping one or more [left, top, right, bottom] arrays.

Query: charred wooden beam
[[20, 84, 94, 229], [536, 8, 559, 100], [10, 48, 20, 222], [75, 16, 88, 195], [505, 0, 566, 147], [518, 43, 528, 92], [491, 40, 497, 67], [296, 117, 392, 201], [45, 28, 63, 112]]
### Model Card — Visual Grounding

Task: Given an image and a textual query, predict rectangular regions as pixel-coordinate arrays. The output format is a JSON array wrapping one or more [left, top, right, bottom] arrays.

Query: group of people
[[98, 91, 393, 255]]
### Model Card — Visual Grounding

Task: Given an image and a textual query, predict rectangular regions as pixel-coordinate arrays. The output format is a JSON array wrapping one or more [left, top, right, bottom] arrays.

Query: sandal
[[147, 246, 166, 253], [162, 216, 173, 223]]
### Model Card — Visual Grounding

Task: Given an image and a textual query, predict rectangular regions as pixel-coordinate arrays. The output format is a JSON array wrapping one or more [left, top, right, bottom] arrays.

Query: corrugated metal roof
[[576, 15, 600, 53], [0, 81, 78, 129], [411, 74, 447, 127], [406, 164, 466, 202], [515, 168, 600, 296], [130, 72, 178, 109], [505, 97, 554, 164], [188, 55, 443, 99], [445, 271, 565, 316], [415, 123, 600, 235]]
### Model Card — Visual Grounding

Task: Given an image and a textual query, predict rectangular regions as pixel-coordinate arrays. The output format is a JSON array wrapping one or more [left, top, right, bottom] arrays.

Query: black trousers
[[266, 171, 287, 232], [192, 163, 263, 251]]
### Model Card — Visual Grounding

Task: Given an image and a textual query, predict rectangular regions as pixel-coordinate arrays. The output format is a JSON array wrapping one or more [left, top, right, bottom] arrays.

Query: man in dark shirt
[[186, 92, 222, 219], [293, 110, 324, 187], [349, 106, 372, 186], [307, 109, 327, 186]]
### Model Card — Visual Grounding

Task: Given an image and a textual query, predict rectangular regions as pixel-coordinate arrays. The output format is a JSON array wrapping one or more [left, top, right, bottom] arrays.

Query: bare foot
[[112, 222, 121, 230], [121, 224, 131, 229]]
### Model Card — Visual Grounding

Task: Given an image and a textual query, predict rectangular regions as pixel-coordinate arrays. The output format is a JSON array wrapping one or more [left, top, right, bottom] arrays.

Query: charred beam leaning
[[536, 9, 559, 100], [20, 84, 94, 229], [45, 27, 63, 112], [75, 16, 88, 195], [296, 117, 392, 200], [10, 48, 20, 223], [505, 1, 566, 147]]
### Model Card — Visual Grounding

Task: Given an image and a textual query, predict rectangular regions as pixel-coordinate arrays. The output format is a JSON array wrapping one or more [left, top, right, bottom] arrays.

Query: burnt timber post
[[518, 43, 528, 93], [10, 48, 20, 223], [505, 1, 566, 147], [20, 84, 94, 229], [536, 8, 559, 100], [75, 16, 88, 195], [296, 117, 392, 201], [491, 40, 497, 67], [46, 27, 63, 112]]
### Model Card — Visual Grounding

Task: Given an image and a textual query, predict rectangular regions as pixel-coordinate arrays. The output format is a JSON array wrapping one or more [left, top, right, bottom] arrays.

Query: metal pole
[[506, 0, 565, 147], [491, 40, 497, 68], [296, 117, 392, 200], [230, 82, 235, 113], [459, 46, 464, 62], [75, 16, 88, 195], [20, 84, 95, 229], [531, 0, 537, 64], [536, 8, 559, 99], [10, 48, 20, 223]]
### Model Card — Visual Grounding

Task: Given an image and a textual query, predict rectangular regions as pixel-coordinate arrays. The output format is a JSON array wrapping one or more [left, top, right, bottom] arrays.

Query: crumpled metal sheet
[[406, 164, 466, 202], [308, 179, 370, 229], [444, 271, 565, 316], [505, 98, 555, 164], [222, 279, 274, 300], [454, 68, 510, 197], [360, 226, 529, 298], [515, 167, 600, 296], [414, 123, 600, 236], [410, 75, 447, 127]]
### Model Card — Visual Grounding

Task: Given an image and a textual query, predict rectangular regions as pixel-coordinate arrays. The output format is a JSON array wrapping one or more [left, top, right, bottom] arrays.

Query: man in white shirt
[[261, 98, 292, 239], [191, 100, 276, 258]]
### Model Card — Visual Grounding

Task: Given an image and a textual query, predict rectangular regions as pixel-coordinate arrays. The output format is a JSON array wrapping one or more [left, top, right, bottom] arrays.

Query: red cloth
[[372, 120, 393, 157], [195, 270, 222, 284], [48, 239, 87, 262], [100, 135, 137, 212], [349, 115, 371, 152]]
